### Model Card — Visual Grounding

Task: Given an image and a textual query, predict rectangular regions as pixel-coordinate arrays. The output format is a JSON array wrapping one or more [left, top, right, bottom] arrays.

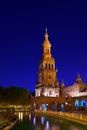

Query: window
[[52, 64, 53, 69], [49, 64, 50, 69], [49, 91, 51, 95], [49, 75, 51, 79], [47, 49, 49, 53], [46, 63, 47, 68]]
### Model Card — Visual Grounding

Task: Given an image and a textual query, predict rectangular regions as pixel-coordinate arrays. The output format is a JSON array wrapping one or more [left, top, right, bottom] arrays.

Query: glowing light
[[75, 100, 79, 107], [46, 121, 50, 129], [19, 112, 21, 120], [29, 113, 31, 121], [61, 104, 64, 112], [80, 100, 86, 107], [65, 102, 68, 105], [33, 116, 36, 126], [21, 112, 23, 119], [18, 112, 23, 122], [41, 116, 45, 125], [42, 104, 47, 111]]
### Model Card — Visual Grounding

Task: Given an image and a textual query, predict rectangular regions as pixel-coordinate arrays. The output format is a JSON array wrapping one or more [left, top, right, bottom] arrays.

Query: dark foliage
[[0, 86, 30, 105]]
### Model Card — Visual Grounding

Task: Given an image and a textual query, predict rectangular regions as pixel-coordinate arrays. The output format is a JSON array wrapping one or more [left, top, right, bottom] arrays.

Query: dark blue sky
[[0, 0, 87, 92]]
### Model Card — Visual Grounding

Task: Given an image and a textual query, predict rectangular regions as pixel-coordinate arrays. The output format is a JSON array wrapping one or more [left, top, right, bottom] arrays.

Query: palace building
[[35, 28, 87, 98], [61, 74, 87, 97], [32, 28, 87, 112], [35, 28, 60, 97]]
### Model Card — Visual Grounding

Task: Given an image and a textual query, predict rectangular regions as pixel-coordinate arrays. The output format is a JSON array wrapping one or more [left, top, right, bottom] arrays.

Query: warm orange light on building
[[35, 28, 59, 97]]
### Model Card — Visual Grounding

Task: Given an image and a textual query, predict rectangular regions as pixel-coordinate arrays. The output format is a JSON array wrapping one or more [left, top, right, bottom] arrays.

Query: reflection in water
[[12, 112, 87, 130], [45, 121, 50, 130], [35, 126, 41, 130], [29, 113, 31, 121], [18, 112, 23, 122], [33, 116, 36, 126], [69, 126, 80, 130], [18, 112, 20, 119], [51, 125, 60, 130], [41, 116, 45, 125]]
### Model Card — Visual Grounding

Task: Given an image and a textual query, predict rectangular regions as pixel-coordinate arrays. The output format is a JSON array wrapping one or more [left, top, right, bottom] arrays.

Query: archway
[[75, 100, 80, 110], [42, 104, 47, 111], [61, 104, 65, 112], [80, 99, 86, 111], [80, 99, 86, 107], [33, 102, 36, 110], [52, 102, 57, 111]]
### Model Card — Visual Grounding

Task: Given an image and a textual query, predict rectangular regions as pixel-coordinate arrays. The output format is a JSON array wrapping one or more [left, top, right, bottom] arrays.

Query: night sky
[[0, 0, 87, 92]]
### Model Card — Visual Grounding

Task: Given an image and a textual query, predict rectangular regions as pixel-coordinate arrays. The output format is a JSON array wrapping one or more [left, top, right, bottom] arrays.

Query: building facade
[[35, 28, 59, 97], [35, 29, 87, 99], [32, 29, 87, 111], [61, 74, 87, 97]]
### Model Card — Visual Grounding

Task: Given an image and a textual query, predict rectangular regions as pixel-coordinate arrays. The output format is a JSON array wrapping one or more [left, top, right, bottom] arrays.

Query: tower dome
[[42, 27, 51, 53]]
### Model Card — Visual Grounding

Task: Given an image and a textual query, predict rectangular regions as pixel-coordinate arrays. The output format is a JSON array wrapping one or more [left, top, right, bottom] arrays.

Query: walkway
[[34, 110, 87, 126]]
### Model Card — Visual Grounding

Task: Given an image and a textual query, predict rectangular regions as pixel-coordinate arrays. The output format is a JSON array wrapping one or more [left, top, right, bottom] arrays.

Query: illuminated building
[[35, 28, 59, 97], [61, 74, 87, 97], [35, 28, 87, 99]]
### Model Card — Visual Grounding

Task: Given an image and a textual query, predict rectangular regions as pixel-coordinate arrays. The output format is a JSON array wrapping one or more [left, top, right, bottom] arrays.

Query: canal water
[[12, 112, 87, 130]]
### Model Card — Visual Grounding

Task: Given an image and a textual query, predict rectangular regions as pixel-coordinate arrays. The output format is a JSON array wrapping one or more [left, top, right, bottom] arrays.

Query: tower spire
[[61, 80, 65, 88], [42, 27, 51, 55], [45, 27, 48, 40], [45, 27, 47, 34], [78, 73, 80, 78], [76, 73, 83, 84]]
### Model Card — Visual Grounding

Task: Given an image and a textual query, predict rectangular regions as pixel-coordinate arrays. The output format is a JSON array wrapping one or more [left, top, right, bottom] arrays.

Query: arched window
[[46, 49, 49, 53], [45, 63, 47, 68], [52, 102, 57, 111], [49, 64, 50, 69], [75, 100, 79, 107], [80, 100, 86, 107], [61, 104, 65, 112], [49, 75, 51, 79], [52, 64, 53, 69]]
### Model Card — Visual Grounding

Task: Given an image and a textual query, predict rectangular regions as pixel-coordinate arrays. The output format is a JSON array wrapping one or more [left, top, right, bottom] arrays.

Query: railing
[[15, 107, 31, 112], [3, 118, 18, 130], [35, 110, 87, 125]]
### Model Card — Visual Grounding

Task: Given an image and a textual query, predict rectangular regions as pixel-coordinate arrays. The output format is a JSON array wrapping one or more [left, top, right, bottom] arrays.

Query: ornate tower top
[[44, 27, 48, 39], [46, 27, 47, 33], [61, 80, 65, 88], [42, 28, 51, 55], [76, 73, 83, 84], [36, 27, 59, 95]]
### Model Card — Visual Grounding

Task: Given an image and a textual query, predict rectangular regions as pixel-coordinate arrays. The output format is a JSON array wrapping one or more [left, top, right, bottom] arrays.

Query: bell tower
[[35, 28, 59, 97]]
